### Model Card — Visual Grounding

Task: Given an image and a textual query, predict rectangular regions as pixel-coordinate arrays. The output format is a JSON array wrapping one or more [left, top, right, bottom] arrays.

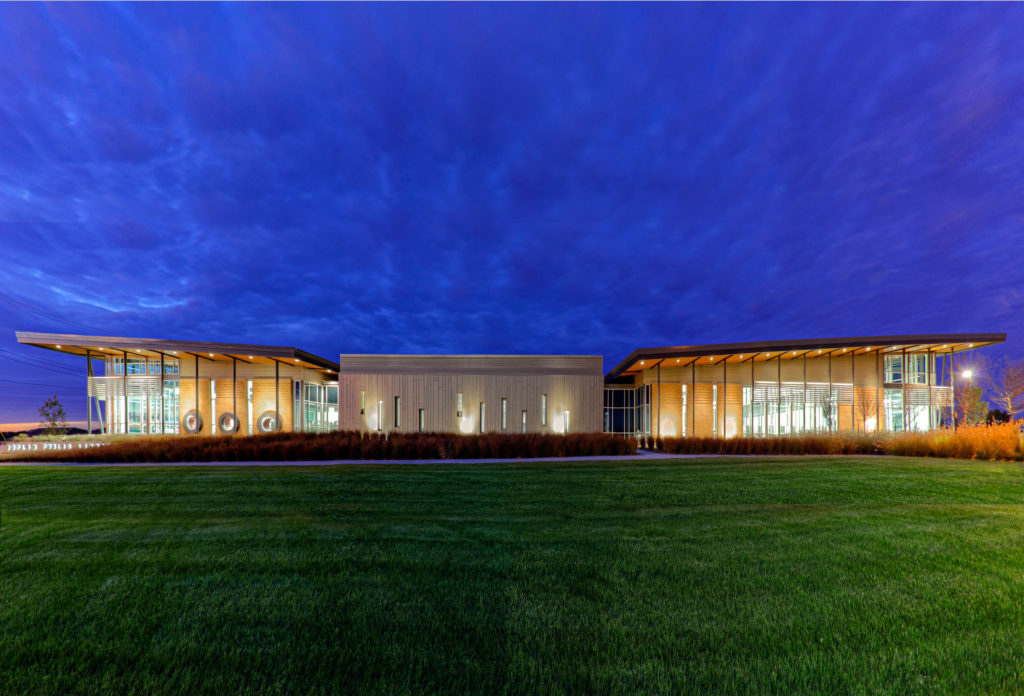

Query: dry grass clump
[[15, 431, 636, 463]]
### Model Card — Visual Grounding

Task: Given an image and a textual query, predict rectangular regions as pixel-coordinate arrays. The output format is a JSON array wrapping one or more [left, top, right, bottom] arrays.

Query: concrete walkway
[[2, 450, 723, 467]]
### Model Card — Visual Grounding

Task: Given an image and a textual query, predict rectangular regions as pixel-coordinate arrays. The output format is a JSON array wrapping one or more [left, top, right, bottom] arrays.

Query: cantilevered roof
[[606, 333, 1006, 381], [15, 332, 339, 372]]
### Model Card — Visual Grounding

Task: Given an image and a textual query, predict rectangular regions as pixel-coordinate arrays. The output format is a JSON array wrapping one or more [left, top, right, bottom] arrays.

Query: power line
[[0, 290, 99, 332], [0, 350, 84, 376]]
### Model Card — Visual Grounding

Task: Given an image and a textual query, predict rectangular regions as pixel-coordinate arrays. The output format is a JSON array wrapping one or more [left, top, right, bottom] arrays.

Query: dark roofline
[[605, 333, 1007, 381], [15, 331, 340, 372]]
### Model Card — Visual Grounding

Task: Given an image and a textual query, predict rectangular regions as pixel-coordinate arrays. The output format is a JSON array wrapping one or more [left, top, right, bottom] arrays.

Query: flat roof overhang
[[14, 332, 340, 373], [605, 333, 1007, 381]]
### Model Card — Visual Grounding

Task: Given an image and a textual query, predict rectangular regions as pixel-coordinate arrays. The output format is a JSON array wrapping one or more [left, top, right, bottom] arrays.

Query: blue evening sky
[[1, 3, 1021, 423]]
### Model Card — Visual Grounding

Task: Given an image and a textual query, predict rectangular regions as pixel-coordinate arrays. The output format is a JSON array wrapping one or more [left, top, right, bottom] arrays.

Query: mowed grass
[[2, 458, 1024, 695]]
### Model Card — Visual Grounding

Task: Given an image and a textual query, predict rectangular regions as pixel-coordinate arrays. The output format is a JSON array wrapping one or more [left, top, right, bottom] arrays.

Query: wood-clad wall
[[178, 377, 295, 435], [337, 356, 604, 434], [179, 378, 212, 435], [251, 379, 294, 433]]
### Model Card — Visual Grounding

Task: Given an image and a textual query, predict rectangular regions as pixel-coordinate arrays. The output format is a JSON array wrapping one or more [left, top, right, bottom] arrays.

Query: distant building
[[15, 332, 1005, 437]]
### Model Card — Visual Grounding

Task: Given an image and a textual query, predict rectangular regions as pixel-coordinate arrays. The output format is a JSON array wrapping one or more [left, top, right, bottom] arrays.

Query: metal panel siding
[[338, 369, 603, 433]]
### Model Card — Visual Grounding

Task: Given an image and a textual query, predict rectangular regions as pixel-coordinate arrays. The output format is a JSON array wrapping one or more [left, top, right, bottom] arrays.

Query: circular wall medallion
[[257, 411, 280, 433], [218, 412, 239, 434], [182, 410, 204, 434]]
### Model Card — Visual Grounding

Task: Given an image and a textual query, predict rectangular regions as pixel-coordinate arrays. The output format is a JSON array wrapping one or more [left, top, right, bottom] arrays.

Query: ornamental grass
[[13, 431, 637, 463], [655, 422, 1024, 461]]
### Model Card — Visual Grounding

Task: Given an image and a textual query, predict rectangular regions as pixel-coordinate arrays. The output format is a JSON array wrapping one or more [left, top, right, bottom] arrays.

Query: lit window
[[394, 396, 401, 428], [479, 402, 486, 433], [360, 390, 366, 414], [418, 408, 424, 433], [521, 410, 527, 433], [501, 398, 508, 430], [563, 410, 570, 434], [457, 392, 463, 418], [377, 400, 383, 431], [541, 394, 548, 426]]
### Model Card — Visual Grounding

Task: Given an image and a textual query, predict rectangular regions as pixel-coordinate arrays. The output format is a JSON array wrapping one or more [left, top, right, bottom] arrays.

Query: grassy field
[[2, 457, 1024, 695]]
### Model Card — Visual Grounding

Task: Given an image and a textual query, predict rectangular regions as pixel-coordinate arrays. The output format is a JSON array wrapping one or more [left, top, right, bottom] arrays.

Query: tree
[[955, 383, 988, 426], [987, 409, 1011, 425], [980, 356, 1024, 421], [38, 395, 68, 436]]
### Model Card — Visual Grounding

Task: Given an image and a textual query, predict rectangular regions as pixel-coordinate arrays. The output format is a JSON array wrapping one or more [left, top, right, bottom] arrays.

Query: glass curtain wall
[[743, 383, 837, 436], [603, 387, 636, 436], [102, 357, 179, 434], [296, 382, 339, 433]]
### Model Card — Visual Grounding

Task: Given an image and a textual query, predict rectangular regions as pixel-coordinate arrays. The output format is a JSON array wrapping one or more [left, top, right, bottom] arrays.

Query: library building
[[15, 331, 1004, 438]]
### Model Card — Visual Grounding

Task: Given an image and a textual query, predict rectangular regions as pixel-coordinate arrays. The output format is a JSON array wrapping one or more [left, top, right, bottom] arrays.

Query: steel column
[[723, 358, 728, 439], [122, 350, 128, 434], [876, 350, 881, 432], [827, 352, 832, 432], [927, 349, 933, 430], [691, 360, 696, 437], [803, 355, 807, 434], [85, 350, 92, 435], [951, 349, 956, 430], [851, 351, 856, 431], [902, 347, 907, 432], [777, 355, 781, 436], [160, 353, 165, 435], [656, 362, 661, 440]]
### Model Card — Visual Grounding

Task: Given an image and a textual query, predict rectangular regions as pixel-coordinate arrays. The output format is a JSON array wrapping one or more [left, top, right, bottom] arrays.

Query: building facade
[[15, 331, 1005, 437], [603, 334, 1006, 438], [336, 354, 603, 434], [15, 333, 339, 435]]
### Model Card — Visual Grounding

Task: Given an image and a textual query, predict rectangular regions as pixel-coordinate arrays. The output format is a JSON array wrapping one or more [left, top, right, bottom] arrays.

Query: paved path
[[2, 450, 726, 467]]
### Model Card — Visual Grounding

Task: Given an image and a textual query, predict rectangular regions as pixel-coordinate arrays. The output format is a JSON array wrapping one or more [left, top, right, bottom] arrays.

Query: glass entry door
[[127, 396, 145, 433]]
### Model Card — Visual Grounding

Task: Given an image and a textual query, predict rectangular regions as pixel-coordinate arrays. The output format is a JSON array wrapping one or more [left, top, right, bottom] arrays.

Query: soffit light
[[969, 343, 974, 347], [208, 353, 213, 357], [56, 344, 61, 348], [248, 355, 254, 359]]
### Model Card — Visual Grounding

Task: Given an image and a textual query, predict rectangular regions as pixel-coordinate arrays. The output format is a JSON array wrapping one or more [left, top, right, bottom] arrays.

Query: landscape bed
[[3, 431, 637, 463], [2, 457, 1024, 694]]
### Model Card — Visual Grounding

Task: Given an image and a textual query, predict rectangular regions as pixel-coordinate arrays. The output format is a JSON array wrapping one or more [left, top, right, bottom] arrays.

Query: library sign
[[0, 441, 110, 455]]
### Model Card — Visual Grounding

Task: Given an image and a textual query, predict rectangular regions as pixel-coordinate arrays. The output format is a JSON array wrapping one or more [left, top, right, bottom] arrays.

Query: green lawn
[[2, 458, 1024, 695]]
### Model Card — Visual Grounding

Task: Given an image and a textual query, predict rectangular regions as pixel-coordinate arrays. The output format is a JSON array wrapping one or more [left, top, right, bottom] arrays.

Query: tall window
[[360, 390, 366, 414], [480, 402, 486, 433], [394, 396, 401, 428], [521, 410, 527, 433], [541, 394, 547, 426], [377, 400, 383, 431], [712, 384, 718, 437], [884, 389, 903, 432], [906, 354, 928, 385], [563, 410, 570, 434], [681, 384, 688, 436], [501, 398, 508, 430], [418, 408, 424, 432], [457, 392, 463, 418], [884, 355, 903, 384]]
